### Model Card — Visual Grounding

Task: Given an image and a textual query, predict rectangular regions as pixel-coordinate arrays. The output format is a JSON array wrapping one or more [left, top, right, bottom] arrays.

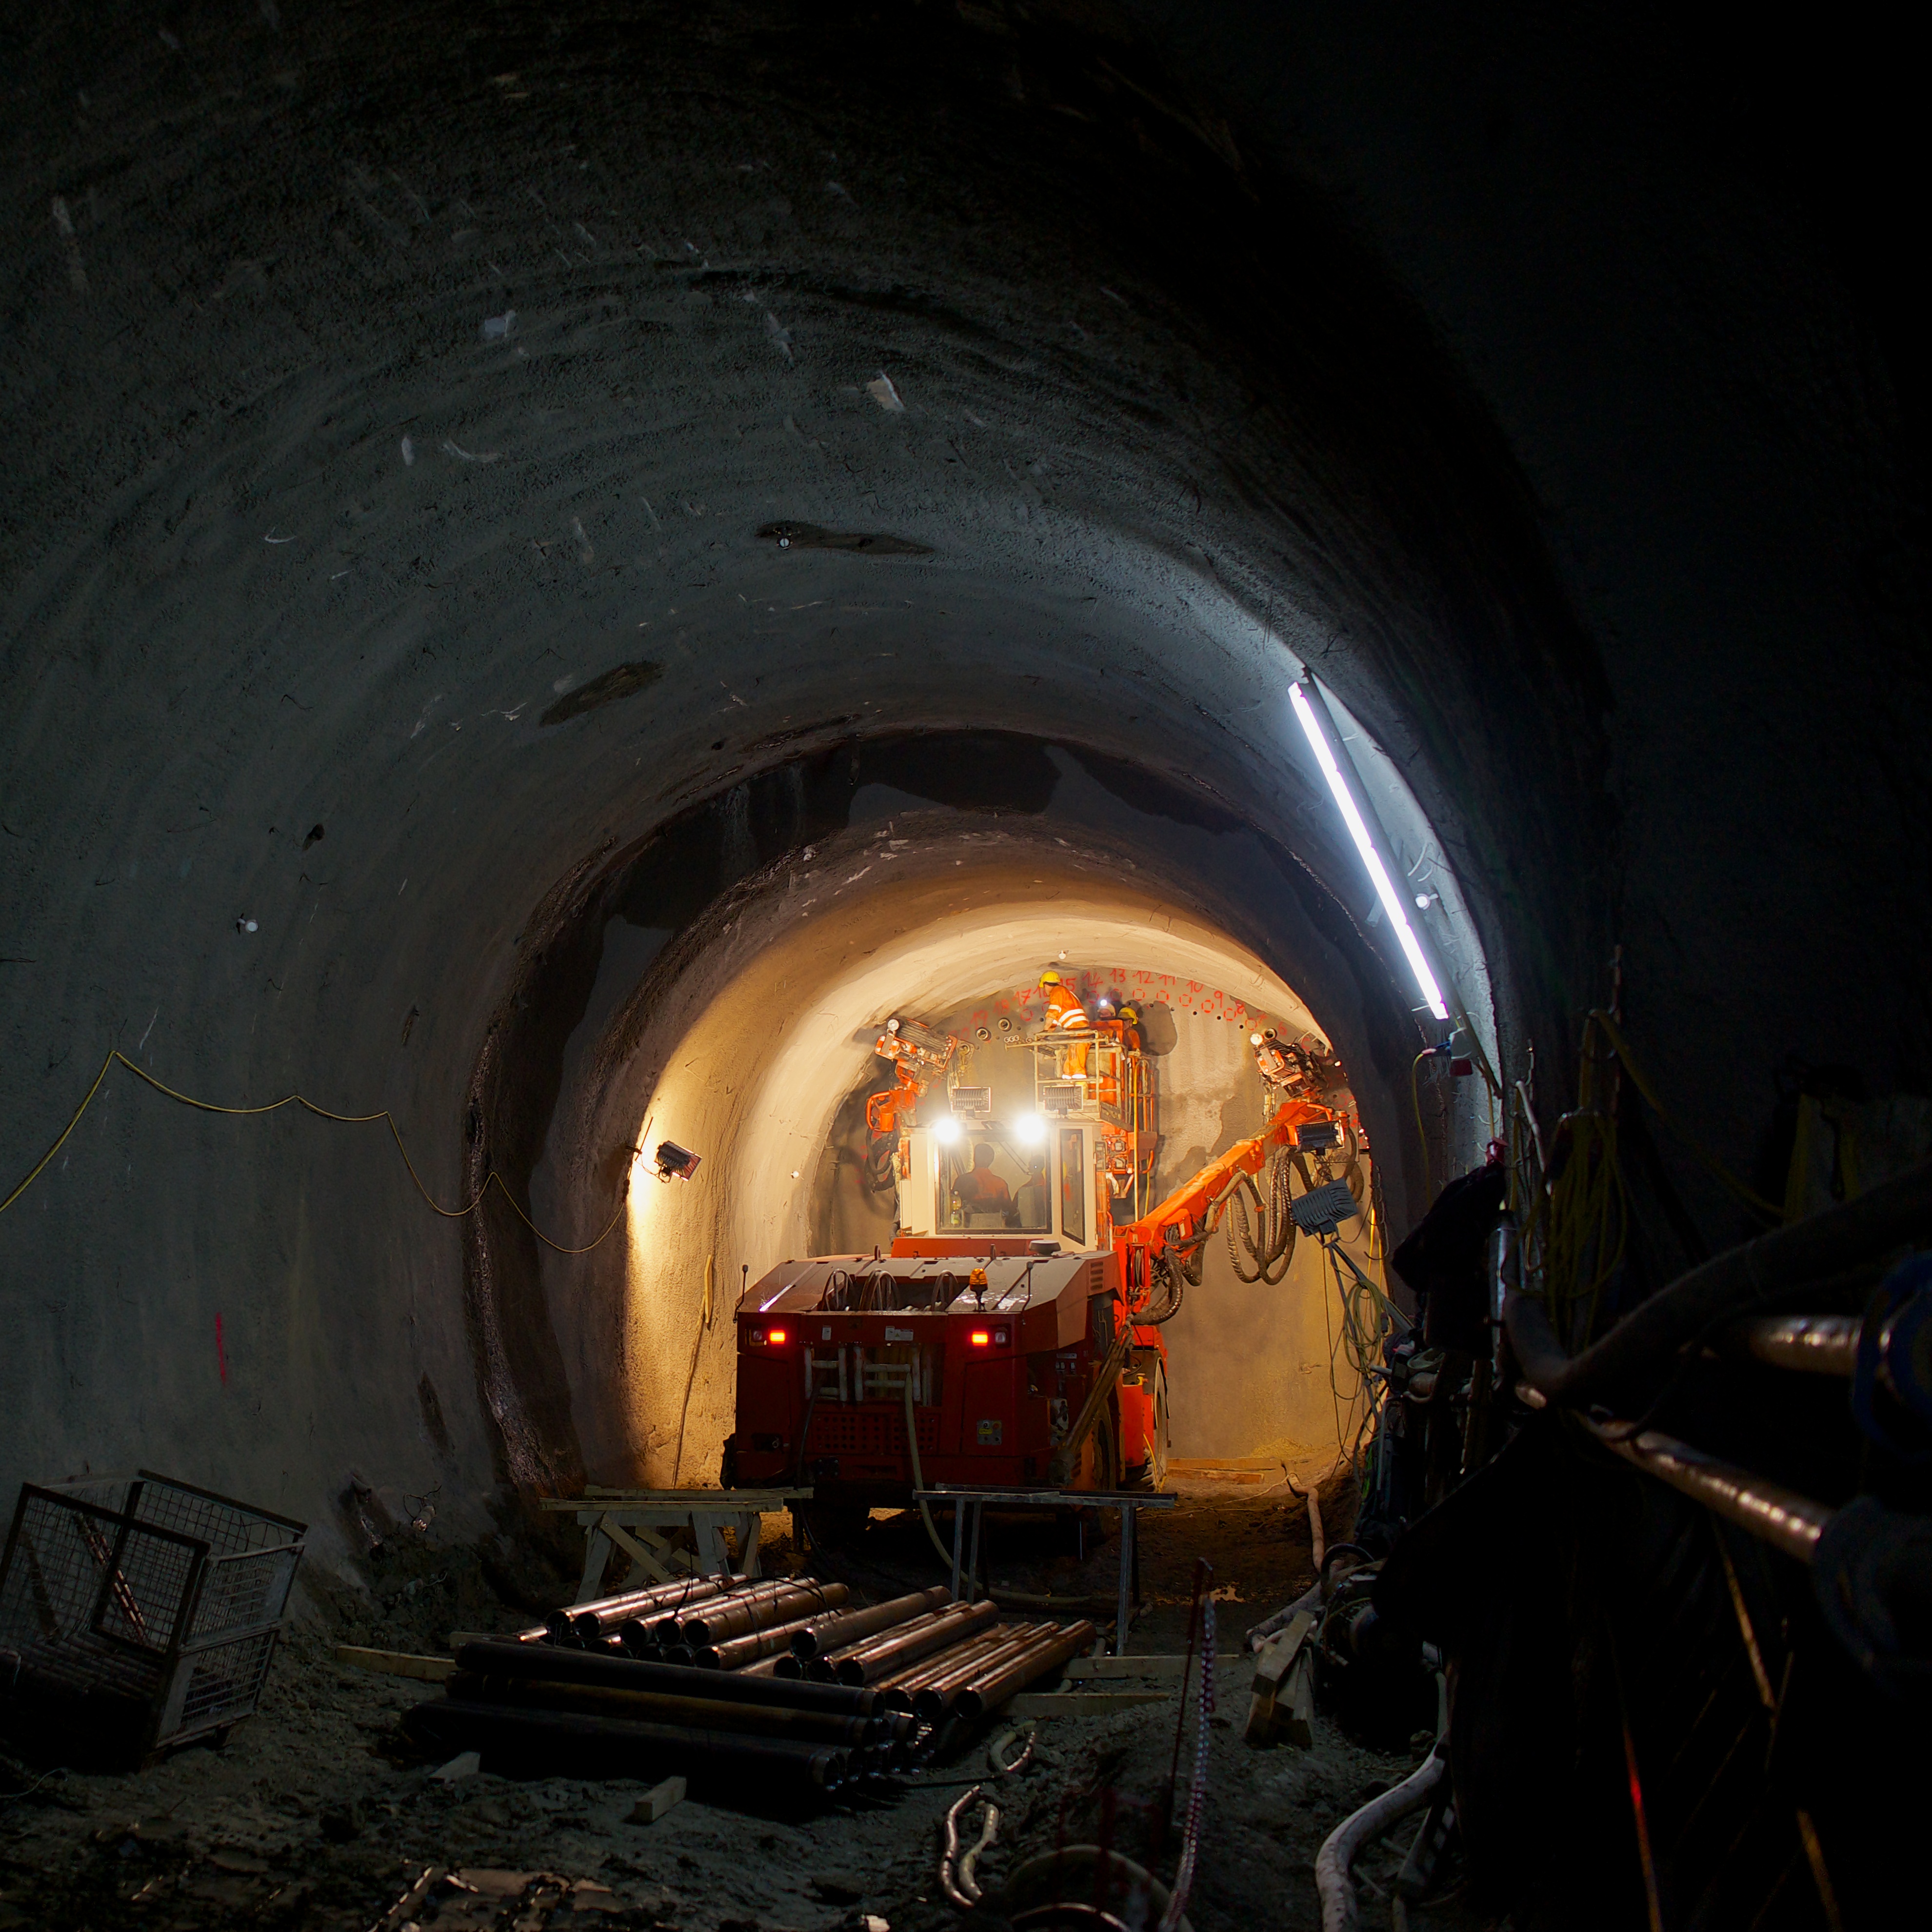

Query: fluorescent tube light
[[1291, 680, 1450, 1021]]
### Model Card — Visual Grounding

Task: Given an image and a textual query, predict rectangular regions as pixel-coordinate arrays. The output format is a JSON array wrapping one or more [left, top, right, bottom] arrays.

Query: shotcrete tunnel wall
[[1, 0, 1922, 1615]]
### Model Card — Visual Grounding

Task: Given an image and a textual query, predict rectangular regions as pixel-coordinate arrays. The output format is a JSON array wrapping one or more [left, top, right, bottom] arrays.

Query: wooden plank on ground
[[1282, 1649, 1315, 1749], [1006, 1691, 1171, 1716], [334, 1645, 455, 1682], [1245, 1612, 1317, 1746], [1066, 1654, 1189, 1678], [1243, 1687, 1278, 1746], [1166, 1457, 1287, 1472], [1253, 1613, 1316, 1691], [628, 1776, 687, 1824]]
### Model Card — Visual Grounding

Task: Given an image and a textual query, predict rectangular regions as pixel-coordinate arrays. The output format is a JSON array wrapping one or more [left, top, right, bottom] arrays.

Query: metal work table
[[536, 1487, 813, 1602], [915, 1485, 1179, 1655]]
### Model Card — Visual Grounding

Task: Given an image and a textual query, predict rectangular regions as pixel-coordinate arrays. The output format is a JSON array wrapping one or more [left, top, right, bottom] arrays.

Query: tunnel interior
[[1, 3, 1923, 1928]]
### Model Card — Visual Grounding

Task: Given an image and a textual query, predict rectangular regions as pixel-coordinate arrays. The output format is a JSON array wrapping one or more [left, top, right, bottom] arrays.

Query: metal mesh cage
[[175, 1626, 281, 1730], [124, 1474, 301, 1557], [0, 1472, 305, 1763]]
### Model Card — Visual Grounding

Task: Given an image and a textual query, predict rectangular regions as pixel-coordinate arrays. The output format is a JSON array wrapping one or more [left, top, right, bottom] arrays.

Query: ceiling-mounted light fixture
[[1290, 677, 1450, 1022]]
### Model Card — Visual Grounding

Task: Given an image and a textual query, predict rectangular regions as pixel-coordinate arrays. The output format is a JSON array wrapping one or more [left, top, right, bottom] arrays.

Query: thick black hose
[[1504, 1153, 1932, 1406]]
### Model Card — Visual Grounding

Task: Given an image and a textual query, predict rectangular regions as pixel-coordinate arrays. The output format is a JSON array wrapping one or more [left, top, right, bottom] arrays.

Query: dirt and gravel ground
[[0, 1474, 1497, 1932]]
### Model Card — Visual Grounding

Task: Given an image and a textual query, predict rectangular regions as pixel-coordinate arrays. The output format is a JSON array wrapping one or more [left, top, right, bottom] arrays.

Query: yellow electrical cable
[[1411, 1049, 1435, 1198], [0, 1048, 627, 1255], [1586, 1010, 1783, 1221], [1514, 1000, 1783, 1353]]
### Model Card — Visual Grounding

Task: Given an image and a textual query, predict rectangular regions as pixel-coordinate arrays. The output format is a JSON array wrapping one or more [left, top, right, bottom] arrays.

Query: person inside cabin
[[1016, 1155, 1050, 1229], [953, 1141, 1013, 1218]]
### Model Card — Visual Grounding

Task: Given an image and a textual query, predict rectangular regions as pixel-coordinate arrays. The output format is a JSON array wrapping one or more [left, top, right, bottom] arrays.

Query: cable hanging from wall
[[1510, 997, 1785, 1352], [0, 1048, 628, 1255]]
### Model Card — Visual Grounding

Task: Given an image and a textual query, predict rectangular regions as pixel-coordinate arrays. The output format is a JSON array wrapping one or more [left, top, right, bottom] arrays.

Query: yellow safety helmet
[[1038, 970, 1061, 988]]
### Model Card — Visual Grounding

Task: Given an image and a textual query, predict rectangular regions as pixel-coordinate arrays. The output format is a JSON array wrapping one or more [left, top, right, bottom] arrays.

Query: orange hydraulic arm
[[1112, 1097, 1337, 1296], [864, 1065, 926, 1138], [1048, 1096, 1339, 1483]]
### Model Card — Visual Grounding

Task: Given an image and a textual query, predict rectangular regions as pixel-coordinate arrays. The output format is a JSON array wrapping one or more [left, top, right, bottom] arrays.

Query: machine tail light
[[768, 1328, 788, 1345], [970, 1330, 991, 1347], [749, 1328, 789, 1346]]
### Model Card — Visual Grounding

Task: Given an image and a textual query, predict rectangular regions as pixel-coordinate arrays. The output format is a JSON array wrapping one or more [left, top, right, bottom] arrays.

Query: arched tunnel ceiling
[[1, 1, 1922, 1547]]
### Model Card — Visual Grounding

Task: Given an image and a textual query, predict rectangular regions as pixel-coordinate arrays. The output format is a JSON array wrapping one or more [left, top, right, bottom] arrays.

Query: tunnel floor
[[0, 1489, 1481, 1932]]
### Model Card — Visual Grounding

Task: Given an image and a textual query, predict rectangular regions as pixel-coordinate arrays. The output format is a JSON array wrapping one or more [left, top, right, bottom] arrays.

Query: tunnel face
[[0, 0, 1916, 1615]]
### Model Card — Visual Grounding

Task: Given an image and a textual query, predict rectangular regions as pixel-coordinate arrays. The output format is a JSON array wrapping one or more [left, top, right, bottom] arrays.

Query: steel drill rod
[[454, 1638, 882, 1717], [910, 1621, 1048, 1694], [682, 1580, 848, 1646], [449, 1672, 885, 1745], [554, 1573, 742, 1639], [812, 1600, 988, 1679], [836, 1601, 1000, 1685], [875, 1624, 1020, 1707], [953, 1620, 1097, 1720], [697, 1593, 855, 1667], [405, 1699, 848, 1790], [912, 1626, 1053, 1720], [651, 1575, 805, 1641], [884, 1621, 1033, 1696], [807, 1599, 981, 1677], [789, 1586, 954, 1660]]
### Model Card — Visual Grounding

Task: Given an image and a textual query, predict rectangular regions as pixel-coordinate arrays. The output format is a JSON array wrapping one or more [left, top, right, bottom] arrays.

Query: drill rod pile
[[402, 1572, 1095, 1801]]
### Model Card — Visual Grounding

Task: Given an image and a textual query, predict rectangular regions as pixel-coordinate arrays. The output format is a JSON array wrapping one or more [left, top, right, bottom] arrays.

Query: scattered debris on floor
[[0, 1473, 1478, 1931]]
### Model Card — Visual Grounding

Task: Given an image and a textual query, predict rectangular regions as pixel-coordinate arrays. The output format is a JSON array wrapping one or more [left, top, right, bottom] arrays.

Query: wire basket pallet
[[0, 1470, 305, 1765]]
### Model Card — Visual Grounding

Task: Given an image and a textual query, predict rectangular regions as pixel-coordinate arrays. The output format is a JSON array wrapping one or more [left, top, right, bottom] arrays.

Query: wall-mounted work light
[[1290, 677, 1450, 1023], [653, 1140, 703, 1181]]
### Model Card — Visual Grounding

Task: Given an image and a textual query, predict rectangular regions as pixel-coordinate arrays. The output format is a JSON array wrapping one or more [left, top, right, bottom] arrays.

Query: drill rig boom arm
[[1046, 1097, 1339, 1483], [1117, 1097, 1337, 1265]]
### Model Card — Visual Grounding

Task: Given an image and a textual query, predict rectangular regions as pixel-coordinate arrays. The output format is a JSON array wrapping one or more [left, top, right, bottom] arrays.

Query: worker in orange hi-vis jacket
[[1038, 968, 1088, 1029], [1039, 968, 1090, 1078]]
